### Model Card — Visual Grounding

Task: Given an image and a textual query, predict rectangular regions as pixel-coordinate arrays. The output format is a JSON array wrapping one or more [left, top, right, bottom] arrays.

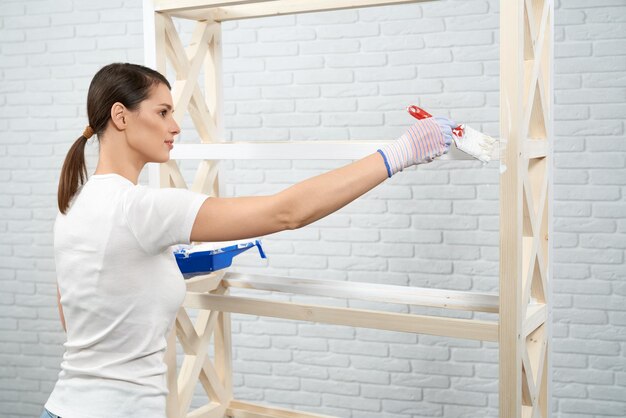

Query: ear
[[110, 102, 128, 131]]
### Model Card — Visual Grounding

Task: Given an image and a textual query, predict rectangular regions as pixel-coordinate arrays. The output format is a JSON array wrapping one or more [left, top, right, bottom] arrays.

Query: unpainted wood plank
[[171, 22, 213, 127], [499, 0, 525, 416], [223, 273, 499, 313], [198, 356, 230, 406], [178, 310, 219, 416], [205, 21, 223, 139], [163, 14, 218, 141], [184, 292, 499, 341], [163, 0, 430, 22], [191, 160, 220, 196], [521, 0, 551, 142], [167, 141, 500, 161], [176, 308, 200, 354], [187, 402, 226, 418], [155, 0, 262, 12], [184, 271, 224, 293], [214, 308, 234, 405], [154, 12, 167, 76], [228, 400, 336, 418]]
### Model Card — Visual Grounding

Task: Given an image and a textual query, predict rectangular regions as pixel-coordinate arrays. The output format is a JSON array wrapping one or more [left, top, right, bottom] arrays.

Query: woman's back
[[47, 173, 205, 418]]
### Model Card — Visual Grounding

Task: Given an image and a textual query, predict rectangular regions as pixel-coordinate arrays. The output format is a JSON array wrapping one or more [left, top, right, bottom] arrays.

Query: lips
[[165, 140, 174, 149]]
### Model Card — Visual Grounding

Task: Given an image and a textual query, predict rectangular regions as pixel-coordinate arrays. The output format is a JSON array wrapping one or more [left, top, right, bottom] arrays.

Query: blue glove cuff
[[377, 149, 393, 178]]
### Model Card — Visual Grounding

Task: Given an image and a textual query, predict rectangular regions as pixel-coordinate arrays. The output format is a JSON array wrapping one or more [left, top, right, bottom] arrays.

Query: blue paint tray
[[173, 239, 266, 279]]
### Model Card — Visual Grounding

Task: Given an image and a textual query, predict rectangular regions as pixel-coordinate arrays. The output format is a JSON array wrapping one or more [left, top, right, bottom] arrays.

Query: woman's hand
[[377, 116, 456, 177]]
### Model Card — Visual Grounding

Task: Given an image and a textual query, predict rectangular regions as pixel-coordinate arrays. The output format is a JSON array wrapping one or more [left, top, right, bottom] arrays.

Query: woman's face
[[125, 82, 180, 164]]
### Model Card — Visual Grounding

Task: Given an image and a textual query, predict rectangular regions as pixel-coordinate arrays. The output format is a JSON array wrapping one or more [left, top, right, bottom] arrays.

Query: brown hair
[[57, 63, 171, 214]]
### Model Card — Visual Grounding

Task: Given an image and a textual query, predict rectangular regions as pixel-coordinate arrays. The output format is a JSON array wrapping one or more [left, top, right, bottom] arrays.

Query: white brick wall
[[1, 0, 625, 416]]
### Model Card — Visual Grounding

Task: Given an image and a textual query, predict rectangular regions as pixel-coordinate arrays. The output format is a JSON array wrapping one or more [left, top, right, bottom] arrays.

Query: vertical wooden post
[[143, 0, 161, 189], [499, 0, 524, 416], [545, 3, 554, 415], [541, 0, 554, 417], [205, 21, 234, 408], [500, 0, 552, 416]]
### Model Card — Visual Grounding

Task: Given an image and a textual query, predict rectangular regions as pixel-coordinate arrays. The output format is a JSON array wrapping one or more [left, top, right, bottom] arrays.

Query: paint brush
[[407, 105, 496, 163]]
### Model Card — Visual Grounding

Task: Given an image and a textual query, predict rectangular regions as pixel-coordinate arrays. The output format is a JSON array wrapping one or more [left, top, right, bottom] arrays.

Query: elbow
[[275, 195, 305, 231], [281, 206, 303, 231]]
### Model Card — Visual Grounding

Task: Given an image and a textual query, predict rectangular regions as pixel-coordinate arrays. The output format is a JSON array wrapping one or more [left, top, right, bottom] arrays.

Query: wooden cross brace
[[155, 12, 223, 193], [518, 0, 551, 416], [167, 278, 233, 417]]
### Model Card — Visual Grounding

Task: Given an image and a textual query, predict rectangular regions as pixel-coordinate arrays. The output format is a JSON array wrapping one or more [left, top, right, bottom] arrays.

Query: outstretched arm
[[190, 116, 454, 243], [190, 152, 388, 243]]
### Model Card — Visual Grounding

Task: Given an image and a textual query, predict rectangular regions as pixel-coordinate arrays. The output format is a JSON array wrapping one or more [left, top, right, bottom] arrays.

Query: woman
[[42, 62, 454, 418]]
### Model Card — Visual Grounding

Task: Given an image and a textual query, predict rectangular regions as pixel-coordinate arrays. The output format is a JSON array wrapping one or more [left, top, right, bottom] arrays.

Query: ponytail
[[57, 136, 88, 214], [56, 62, 172, 214]]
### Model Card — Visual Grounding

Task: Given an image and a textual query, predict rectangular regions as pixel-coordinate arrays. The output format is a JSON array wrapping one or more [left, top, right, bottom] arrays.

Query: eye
[[159, 109, 168, 117]]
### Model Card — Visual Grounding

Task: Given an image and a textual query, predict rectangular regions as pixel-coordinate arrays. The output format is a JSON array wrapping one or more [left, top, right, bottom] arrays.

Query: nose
[[171, 119, 181, 136]]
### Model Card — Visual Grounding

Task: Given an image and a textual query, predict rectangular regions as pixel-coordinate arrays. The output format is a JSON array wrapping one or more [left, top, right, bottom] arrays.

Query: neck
[[94, 133, 144, 185]]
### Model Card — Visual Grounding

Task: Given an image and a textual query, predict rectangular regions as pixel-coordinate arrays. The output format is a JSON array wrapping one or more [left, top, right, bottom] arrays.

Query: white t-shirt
[[45, 173, 208, 418]]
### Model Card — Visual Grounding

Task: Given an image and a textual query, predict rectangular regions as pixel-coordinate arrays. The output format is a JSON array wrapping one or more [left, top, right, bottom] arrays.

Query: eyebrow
[[159, 103, 174, 112]]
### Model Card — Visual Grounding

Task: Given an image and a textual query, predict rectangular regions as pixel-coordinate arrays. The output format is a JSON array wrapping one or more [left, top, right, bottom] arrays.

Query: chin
[[151, 154, 170, 164]]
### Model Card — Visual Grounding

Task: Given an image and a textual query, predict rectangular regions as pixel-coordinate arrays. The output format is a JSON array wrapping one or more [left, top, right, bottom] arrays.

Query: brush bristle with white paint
[[406, 105, 497, 163], [452, 124, 497, 163]]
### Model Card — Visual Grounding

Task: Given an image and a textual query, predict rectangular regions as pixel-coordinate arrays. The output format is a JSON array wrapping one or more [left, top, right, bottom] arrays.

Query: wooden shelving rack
[[142, 0, 553, 417]]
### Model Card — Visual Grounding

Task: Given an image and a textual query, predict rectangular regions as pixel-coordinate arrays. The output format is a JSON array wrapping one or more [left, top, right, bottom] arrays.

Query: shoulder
[[123, 185, 208, 215], [124, 184, 199, 203]]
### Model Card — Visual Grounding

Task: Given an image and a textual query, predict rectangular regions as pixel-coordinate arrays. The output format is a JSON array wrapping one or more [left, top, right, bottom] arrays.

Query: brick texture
[[1, 0, 625, 417]]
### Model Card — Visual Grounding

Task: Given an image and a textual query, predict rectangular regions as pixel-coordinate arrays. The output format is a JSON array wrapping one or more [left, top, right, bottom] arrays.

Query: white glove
[[377, 116, 455, 177]]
